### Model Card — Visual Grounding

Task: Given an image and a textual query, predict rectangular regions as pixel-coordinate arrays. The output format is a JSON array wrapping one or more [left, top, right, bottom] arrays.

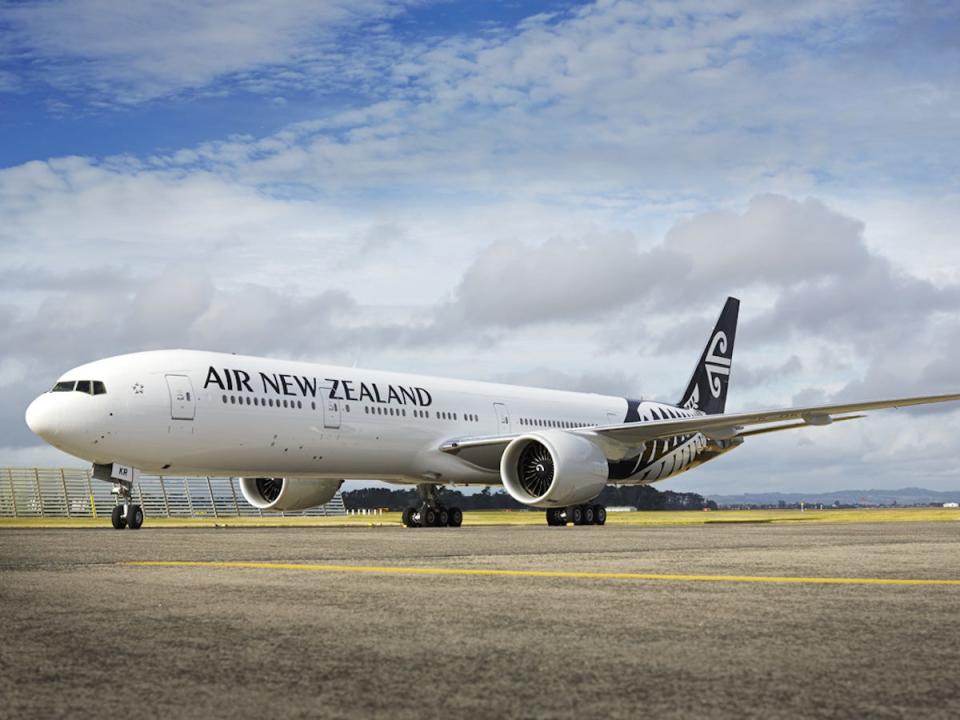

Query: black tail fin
[[678, 297, 739, 415]]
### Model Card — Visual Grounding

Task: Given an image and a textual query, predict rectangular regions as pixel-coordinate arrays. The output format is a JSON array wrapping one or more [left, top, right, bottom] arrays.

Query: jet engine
[[500, 431, 608, 508], [239, 477, 343, 512]]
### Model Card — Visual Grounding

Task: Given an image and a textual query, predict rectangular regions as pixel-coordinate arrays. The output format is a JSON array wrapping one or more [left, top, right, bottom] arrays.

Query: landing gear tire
[[407, 485, 464, 528], [111, 505, 126, 530], [448, 507, 463, 527], [547, 504, 606, 526], [127, 504, 144, 530]]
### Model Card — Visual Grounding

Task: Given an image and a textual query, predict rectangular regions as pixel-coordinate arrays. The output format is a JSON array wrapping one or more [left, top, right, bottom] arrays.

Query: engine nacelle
[[239, 477, 343, 512], [500, 431, 608, 508]]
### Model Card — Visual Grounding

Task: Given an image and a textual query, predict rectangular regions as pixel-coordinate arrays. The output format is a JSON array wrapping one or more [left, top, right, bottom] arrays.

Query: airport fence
[[0, 468, 346, 519]]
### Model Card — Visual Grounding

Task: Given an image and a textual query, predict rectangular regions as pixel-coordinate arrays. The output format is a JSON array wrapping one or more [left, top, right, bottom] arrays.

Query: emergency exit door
[[165, 375, 195, 420], [322, 394, 341, 429], [493, 402, 511, 433]]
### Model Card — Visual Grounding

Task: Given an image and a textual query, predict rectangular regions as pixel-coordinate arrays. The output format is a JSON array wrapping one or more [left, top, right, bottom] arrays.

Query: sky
[[1, 0, 959, 495]]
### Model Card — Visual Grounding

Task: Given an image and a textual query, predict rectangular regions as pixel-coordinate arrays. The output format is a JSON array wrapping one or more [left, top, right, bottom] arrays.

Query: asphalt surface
[[2, 522, 959, 719]]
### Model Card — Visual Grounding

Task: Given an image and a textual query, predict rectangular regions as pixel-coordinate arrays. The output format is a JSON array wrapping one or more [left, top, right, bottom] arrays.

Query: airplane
[[24, 297, 960, 530]]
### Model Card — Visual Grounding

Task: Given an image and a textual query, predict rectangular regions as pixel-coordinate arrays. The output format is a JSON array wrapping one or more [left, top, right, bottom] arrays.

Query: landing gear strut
[[546, 504, 606, 527], [402, 483, 463, 528]]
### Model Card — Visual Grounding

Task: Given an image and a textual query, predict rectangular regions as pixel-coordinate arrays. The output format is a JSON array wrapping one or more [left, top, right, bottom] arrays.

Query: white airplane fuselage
[[25, 349, 705, 487], [25, 297, 960, 528]]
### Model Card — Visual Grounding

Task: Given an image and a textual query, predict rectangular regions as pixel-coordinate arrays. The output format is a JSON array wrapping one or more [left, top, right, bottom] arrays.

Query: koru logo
[[704, 331, 731, 398]]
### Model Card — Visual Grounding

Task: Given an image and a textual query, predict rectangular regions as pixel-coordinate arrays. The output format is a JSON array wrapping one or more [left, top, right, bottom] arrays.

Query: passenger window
[[222, 395, 228, 403], [52, 381, 75, 392], [230, 396, 236, 404]]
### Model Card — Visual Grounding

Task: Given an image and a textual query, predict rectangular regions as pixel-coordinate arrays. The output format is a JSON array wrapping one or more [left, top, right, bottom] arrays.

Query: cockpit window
[[50, 379, 107, 395]]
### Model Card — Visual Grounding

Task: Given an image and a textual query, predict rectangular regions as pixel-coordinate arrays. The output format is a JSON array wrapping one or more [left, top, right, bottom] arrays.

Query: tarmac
[[2, 522, 959, 719]]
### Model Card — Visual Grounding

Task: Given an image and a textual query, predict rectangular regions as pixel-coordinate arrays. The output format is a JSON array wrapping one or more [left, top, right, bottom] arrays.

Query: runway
[[2, 522, 959, 718]]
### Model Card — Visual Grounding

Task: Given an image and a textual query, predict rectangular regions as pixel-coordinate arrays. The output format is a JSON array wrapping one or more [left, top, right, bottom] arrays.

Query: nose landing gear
[[109, 480, 144, 530], [110, 503, 143, 530], [93, 463, 144, 530]]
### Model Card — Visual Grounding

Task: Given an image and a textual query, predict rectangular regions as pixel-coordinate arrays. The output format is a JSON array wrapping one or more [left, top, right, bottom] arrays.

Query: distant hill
[[708, 487, 960, 507]]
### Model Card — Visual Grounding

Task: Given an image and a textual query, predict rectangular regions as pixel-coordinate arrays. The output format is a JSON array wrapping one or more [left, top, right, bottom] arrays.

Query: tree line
[[342, 485, 715, 511]]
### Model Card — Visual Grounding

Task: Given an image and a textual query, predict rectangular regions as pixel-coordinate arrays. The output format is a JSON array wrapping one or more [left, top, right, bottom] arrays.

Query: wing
[[594, 392, 960, 445], [440, 392, 960, 459]]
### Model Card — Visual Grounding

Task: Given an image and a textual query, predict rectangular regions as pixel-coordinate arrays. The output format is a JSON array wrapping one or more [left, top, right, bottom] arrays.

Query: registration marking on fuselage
[[124, 561, 960, 586]]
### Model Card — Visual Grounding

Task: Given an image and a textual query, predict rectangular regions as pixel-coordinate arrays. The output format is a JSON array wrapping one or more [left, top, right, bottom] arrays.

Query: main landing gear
[[401, 483, 464, 528], [545, 504, 607, 526], [109, 478, 143, 530]]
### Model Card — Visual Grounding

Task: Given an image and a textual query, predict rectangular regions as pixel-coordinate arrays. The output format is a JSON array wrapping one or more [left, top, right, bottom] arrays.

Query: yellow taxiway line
[[124, 561, 960, 586]]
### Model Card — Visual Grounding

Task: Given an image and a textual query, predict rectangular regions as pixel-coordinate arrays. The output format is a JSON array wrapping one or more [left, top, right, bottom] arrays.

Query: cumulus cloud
[[663, 195, 868, 290], [442, 233, 687, 327]]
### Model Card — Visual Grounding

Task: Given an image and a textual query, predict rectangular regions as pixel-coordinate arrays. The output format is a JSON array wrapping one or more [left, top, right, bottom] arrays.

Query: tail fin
[[679, 297, 739, 415]]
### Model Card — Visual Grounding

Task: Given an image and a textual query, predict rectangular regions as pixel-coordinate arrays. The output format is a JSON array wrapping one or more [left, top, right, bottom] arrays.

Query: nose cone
[[26, 395, 56, 439]]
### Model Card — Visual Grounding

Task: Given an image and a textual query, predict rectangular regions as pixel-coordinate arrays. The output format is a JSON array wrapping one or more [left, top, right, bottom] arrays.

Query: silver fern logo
[[704, 331, 731, 398]]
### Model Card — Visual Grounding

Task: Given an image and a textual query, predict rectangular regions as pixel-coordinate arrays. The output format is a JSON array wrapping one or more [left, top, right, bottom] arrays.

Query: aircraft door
[[165, 375, 195, 420], [493, 402, 511, 433], [321, 394, 341, 429]]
